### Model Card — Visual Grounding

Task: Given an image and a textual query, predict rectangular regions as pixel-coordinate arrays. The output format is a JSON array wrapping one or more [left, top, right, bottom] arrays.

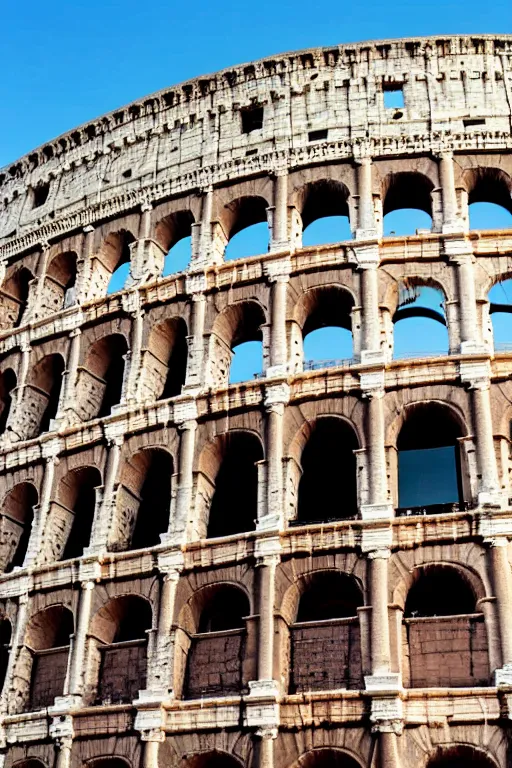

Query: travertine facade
[[0, 32, 511, 768]]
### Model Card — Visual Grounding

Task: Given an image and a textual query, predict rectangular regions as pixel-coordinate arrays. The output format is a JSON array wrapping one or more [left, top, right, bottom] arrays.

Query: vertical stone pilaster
[[488, 539, 512, 683], [270, 170, 288, 251], [0, 594, 28, 712], [439, 152, 463, 233], [170, 402, 198, 542], [75, 225, 95, 303], [85, 434, 123, 555], [25, 446, 59, 567], [184, 283, 207, 391], [68, 581, 95, 698], [360, 379, 393, 520], [24, 241, 50, 323], [55, 328, 81, 422], [260, 383, 288, 531], [464, 372, 503, 507], [125, 309, 145, 403], [355, 157, 377, 239]]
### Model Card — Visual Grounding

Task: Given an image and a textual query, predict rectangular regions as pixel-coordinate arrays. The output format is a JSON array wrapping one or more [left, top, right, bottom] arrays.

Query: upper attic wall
[[1, 34, 512, 244]]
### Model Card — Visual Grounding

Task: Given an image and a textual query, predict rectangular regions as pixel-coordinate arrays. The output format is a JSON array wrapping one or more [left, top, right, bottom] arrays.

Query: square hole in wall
[[241, 105, 264, 133], [308, 129, 328, 142], [383, 85, 405, 109], [32, 182, 50, 208]]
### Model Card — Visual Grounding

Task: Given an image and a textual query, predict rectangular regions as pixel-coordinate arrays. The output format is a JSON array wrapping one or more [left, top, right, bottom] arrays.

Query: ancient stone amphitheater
[[1, 31, 512, 768]]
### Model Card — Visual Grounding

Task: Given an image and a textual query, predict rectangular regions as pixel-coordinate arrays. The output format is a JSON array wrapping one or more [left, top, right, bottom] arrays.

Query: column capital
[[264, 382, 290, 409], [361, 526, 392, 553], [186, 272, 207, 295], [360, 371, 385, 397], [173, 397, 198, 426], [83, 224, 95, 234], [264, 258, 292, 282], [254, 536, 281, 562], [134, 707, 166, 741], [141, 201, 153, 213], [157, 548, 185, 574]]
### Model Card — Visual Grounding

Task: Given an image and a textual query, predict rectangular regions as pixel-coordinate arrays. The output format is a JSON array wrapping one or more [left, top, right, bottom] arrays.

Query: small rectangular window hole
[[383, 86, 405, 109], [33, 182, 50, 208], [463, 118, 486, 128], [241, 106, 264, 133], [308, 129, 328, 142]]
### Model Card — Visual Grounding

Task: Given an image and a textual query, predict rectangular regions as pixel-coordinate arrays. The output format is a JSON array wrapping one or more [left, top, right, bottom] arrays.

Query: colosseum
[[1, 30, 512, 768]]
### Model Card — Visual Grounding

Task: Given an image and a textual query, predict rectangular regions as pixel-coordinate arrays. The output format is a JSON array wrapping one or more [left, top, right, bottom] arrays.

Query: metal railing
[[395, 501, 474, 517], [303, 357, 355, 371]]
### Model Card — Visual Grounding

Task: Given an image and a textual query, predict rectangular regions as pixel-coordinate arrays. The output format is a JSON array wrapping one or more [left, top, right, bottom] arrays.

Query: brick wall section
[[185, 630, 244, 699], [290, 619, 362, 693], [29, 647, 68, 710], [97, 641, 147, 704], [407, 614, 489, 688]]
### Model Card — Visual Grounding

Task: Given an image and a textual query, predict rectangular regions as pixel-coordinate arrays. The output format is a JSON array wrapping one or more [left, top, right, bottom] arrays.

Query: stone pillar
[[25, 450, 59, 567], [184, 290, 206, 390], [489, 539, 512, 682], [24, 242, 50, 322], [260, 384, 288, 530], [258, 731, 278, 768], [439, 152, 461, 232], [356, 157, 377, 238], [369, 550, 391, 674], [142, 739, 161, 768], [0, 594, 28, 710], [172, 417, 197, 541], [256, 547, 280, 686], [197, 187, 214, 264], [360, 384, 392, 520], [54, 737, 73, 768], [268, 277, 288, 376], [76, 225, 94, 302], [125, 309, 144, 403], [4, 340, 31, 443], [358, 256, 383, 364], [271, 171, 288, 251], [471, 380, 501, 506], [86, 436, 122, 553], [56, 328, 81, 420], [68, 581, 95, 697], [379, 730, 401, 768], [456, 254, 480, 352]]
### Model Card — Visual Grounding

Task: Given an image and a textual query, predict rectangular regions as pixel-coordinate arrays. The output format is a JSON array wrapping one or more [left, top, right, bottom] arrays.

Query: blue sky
[[2, 0, 512, 510]]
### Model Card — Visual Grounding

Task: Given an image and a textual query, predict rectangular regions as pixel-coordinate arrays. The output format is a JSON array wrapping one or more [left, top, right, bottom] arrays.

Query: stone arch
[[382, 171, 435, 235], [464, 166, 512, 215], [75, 333, 128, 421], [286, 571, 364, 693], [297, 179, 352, 245], [89, 229, 136, 299], [41, 466, 102, 563], [401, 564, 490, 688], [391, 278, 450, 359], [207, 300, 266, 387], [290, 285, 355, 372], [21, 604, 74, 711], [109, 447, 174, 552], [196, 429, 264, 539], [36, 251, 78, 320], [0, 266, 33, 331], [89, 594, 152, 705], [221, 195, 270, 261], [140, 316, 188, 402], [180, 752, 246, 768], [84, 759, 132, 768], [287, 747, 364, 768], [182, 583, 251, 699], [393, 400, 468, 513], [425, 746, 500, 768], [17, 353, 65, 440], [0, 482, 38, 572], [288, 416, 360, 524]]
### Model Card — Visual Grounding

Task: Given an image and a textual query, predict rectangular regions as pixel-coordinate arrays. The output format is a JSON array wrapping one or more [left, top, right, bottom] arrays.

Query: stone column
[[184, 290, 206, 390], [24, 242, 50, 322], [488, 539, 512, 680], [142, 740, 161, 768], [260, 384, 288, 530], [197, 187, 214, 264], [360, 265, 381, 358], [4, 340, 31, 443], [86, 436, 122, 553], [271, 171, 288, 251], [256, 547, 280, 686], [54, 737, 73, 768], [125, 309, 144, 403], [456, 254, 479, 351], [439, 152, 461, 232], [68, 581, 95, 697], [379, 730, 401, 768], [356, 157, 377, 238], [56, 328, 81, 419], [369, 550, 392, 674], [173, 418, 197, 540], [360, 384, 392, 520], [268, 277, 288, 376], [146, 553, 183, 696], [75, 225, 95, 303], [25, 450, 59, 567], [258, 731, 278, 768], [0, 594, 28, 710], [471, 380, 501, 505]]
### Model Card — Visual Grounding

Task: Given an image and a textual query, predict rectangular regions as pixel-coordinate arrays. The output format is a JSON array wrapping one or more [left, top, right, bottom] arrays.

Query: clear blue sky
[[1, 0, 511, 167]]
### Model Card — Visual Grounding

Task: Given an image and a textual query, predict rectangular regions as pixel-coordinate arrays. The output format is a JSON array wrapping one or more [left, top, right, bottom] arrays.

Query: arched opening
[[113, 448, 173, 551], [488, 279, 512, 350], [38, 251, 78, 318], [95, 231, 135, 296], [93, 595, 152, 704], [184, 585, 249, 699], [26, 354, 65, 436], [143, 318, 188, 401], [77, 334, 128, 421], [290, 572, 363, 692], [223, 196, 269, 261], [383, 172, 434, 236], [294, 287, 354, 372], [56, 466, 102, 560], [0, 618, 12, 693], [426, 746, 498, 768], [0, 368, 16, 435], [1, 482, 37, 572], [289, 748, 362, 768], [468, 168, 512, 231], [397, 403, 465, 513], [0, 267, 33, 330], [296, 418, 359, 524], [403, 566, 489, 688], [26, 605, 73, 710], [182, 752, 245, 768], [206, 432, 263, 538], [210, 301, 265, 387], [300, 180, 352, 246], [85, 759, 131, 768], [393, 283, 449, 358], [156, 210, 195, 276]]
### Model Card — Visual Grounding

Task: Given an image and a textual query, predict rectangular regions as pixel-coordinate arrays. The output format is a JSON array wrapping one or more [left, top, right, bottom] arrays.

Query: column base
[[459, 340, 489, 355], [364, 673, 402, 691], [360, 350, 387, 365], [245, 680, 280, 730], [360, 503, 394, 521], [134, 688, 173, 705], [256, 515, 281, 532], [265, 364, 288, 379], [247, 679, 280, 698], [494, 665, 512, 687], [478, 490, 507, 510], [49, 694, 83, 713]]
